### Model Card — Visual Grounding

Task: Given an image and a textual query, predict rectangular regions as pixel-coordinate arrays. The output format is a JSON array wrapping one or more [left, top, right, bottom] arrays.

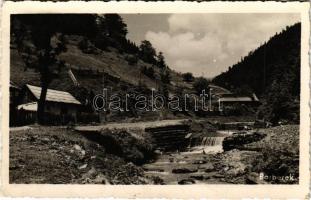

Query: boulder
[[172, 168, 198, 174], [193, 160, 207, 165], [78, 164, 88, 170], [212, 174, 225, 178], [150, 176, 165, 185], [223, 131, 266, 151], [190, 175, 204, 180], [245, 172, 266, 184], [178, 178, 195, 185], [93, 173, 109, 184], [204, 164, 215, 172], [41, 137, 50, 144], [74, 144, 82, 151]]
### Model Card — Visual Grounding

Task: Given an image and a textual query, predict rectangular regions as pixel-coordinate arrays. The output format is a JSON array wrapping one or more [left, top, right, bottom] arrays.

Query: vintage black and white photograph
[[6, 10, 306, 187]]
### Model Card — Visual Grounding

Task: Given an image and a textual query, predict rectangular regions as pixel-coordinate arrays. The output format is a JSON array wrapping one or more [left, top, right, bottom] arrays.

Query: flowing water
[[185, 136, 225, 154], [143, 130, 235, 184]]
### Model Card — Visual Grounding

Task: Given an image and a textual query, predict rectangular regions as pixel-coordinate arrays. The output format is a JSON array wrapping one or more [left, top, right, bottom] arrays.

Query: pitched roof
[[219, 96, 254, 102], [218, 93, 259, 102], [26, 84, 81, 105]]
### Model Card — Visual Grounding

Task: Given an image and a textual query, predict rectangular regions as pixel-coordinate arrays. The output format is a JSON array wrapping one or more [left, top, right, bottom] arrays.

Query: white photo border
[[0, 1, 310, 198]]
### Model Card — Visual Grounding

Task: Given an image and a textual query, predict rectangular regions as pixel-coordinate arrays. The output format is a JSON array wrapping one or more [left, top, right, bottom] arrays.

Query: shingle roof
[[219, 96, 255, 102], [26, 84, 81, 105], [218, 93, 259, 102]]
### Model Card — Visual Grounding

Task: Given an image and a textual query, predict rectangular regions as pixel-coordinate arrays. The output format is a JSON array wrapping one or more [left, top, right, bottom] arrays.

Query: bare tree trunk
[[37, 82, 48, 124], [37, 72, 49, 125]]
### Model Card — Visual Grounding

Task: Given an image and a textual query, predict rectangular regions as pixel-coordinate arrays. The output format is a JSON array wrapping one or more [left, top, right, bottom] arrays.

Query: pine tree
[[157, 52, 167, 69], [139, 40, 156, 64], [160, 70, 171, 84], [103, 14, 128, 39]]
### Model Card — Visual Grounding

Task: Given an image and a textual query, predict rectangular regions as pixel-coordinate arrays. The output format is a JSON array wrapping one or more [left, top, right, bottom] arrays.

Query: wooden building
[[10, 82, 21, 126], [218, 93, 259, 104], [17, 84, 81, 125], [217, 93, 260, 112], [10, 82, 21, 105]]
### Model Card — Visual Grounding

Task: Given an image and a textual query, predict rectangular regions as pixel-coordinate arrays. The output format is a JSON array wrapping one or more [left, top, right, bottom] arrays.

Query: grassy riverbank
[[10, 126, 155, 184]]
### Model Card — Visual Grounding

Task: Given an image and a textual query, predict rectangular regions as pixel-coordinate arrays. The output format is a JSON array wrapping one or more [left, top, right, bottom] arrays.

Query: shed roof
[[26, 84, 81, 105], [17, 102, 37, 112]]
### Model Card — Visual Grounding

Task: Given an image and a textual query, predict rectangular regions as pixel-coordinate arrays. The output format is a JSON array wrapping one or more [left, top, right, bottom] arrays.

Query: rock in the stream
[[143, 167, 164, 172], [193, 160, 207, 164], [41, 137, 50, 144], [178, 178, 196, 185], [172, 168, 198, 174], [149, 176, 165, 185], [74, 144, 82, 151], [78, 164, 88, 170], [212, 174, 225, 178], [190, 174, 211, 181], [245, 172, 260, 184], [93, 173, 109, 184], [223, 131, 266, 151], [204, 164, 215, 172]]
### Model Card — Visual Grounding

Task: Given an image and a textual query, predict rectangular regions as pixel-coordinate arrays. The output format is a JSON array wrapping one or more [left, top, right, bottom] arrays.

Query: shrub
[[99, 129, 156, 165], [160, 70, 171, 84], [182, 72, 194, 82], [78, 37, 97, 54], [78, 38, 88, 50], [251, 147, 299, 184], [193, 77, 209, 94], [125, 55, 138, 65], [141, 66, 155, 79]]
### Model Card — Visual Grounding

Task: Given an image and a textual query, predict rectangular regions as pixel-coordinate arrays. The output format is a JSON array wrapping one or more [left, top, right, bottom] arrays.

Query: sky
[[121, 14, 300, 78]]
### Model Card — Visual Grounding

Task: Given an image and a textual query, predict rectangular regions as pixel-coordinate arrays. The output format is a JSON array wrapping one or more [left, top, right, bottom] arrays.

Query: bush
[[99, 129, 156, 165], [193, 77, 209, 94], [182, 72, 194, 82], [251, 147, 299, 184], [93, 35, 110, 51], [78, 37, 97, 54], [160, 70, 171, 84], [78, 38, 88, 50], [125, 55, 138, 65], [141, 66, 155, 79]]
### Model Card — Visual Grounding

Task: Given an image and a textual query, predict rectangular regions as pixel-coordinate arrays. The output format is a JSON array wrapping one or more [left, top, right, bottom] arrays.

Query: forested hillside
[[10, 14, 173, 91], [213, 23, 301, 124], [10, 14, 194, 121]]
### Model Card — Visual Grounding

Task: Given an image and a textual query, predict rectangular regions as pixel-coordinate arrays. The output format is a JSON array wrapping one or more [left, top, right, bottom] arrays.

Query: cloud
[[145, 13, 300, 78]]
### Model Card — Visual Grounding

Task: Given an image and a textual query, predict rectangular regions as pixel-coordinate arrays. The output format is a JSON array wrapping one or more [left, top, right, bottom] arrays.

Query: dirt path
[[75, 119, 187, 132], [10, 126, 32, 132]]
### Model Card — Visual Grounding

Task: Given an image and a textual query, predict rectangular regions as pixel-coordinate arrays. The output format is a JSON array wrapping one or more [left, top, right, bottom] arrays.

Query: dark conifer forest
[[213, 23, 301, 124]]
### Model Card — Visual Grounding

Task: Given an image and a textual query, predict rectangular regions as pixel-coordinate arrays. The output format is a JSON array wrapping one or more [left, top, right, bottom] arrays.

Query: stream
[[143, 130, 235, 184]]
